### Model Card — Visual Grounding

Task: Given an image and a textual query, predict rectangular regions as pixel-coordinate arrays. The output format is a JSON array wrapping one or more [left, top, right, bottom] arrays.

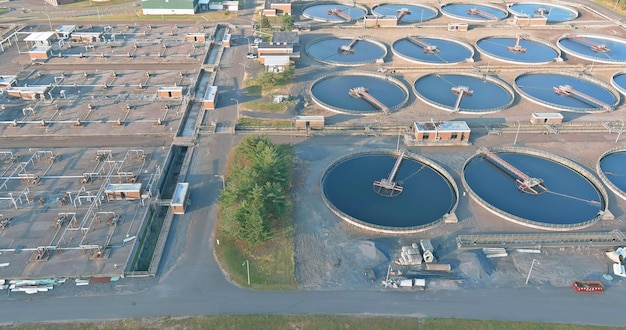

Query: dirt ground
[[291, 135, 626, 291]]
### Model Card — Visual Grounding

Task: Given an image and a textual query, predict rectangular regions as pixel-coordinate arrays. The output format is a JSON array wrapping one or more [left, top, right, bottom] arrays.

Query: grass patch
[[236, 118, 292, 128], [241, 84, 262, 97], [243, 100, 292, 113], [36, 9, 231, 22], [214, 139, 296, 289], [0, 315, 620, 329], [63, 0, 135, 8], [594, 0, 626, 14], [0, 7, 9, 16]]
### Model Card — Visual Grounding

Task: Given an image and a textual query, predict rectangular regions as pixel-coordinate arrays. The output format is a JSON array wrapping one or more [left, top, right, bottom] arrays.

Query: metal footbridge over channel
[[466, 8, 498, 20], [340, 36, 361, 53], [373, 150, 405, 196], [553, 85, 612, 111], [565, 34, 610, 53], [479, 147, 546, 194], [408, 36, 439, 54], [456, 229, 625, 249], [349, 87, 390, 114], [328, 8, 352, 21]]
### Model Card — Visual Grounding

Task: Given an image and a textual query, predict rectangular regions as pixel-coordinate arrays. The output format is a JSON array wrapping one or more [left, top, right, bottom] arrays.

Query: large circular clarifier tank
[[598, 147, 626, 201], [310, 71, 409, 115], [413, 73, 514, 114], [476, 35, 561, 64], [610, 71, 626, 96], [514, 71, 619, 112], [306, 36, 387, 66], [557, 34, 626, 64], [322, 150, 458, 233], [441, 3, 507, 22], [463, 147, 608, 231], [507, 3, 578, 23], [392, 36, 474, 65], [371, 4, 438, 24], [302, 3, 367, 22]]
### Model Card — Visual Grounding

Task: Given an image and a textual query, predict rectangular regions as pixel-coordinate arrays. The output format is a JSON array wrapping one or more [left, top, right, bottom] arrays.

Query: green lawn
[[236, 118, 292, 128], [1, 315, 621, 330], [63, 0, 136, 9], [243, 100, 292, 113]]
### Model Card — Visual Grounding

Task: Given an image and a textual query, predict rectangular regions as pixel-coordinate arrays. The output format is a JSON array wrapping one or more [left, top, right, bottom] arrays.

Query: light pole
[[230, 98, 240, 120], [231, 98, 239, 134], [242, 259, 250, 285], [525, 258, 540, 285], [514, 120, 520, 145], [44, 2, 53, 31], [214, 174, 225, 190]]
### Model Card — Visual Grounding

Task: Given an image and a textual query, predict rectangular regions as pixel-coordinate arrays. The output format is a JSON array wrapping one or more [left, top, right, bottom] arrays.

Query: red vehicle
[[572, 281, 604, 293]]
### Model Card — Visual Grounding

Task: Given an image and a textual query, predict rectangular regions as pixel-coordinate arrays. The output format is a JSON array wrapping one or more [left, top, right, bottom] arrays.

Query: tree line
[[218, 136, 292, 245]]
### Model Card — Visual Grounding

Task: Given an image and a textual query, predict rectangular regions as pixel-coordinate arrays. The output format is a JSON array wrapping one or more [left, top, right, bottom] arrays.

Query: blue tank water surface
[[414, 74, 512, 112], [307, 38, 386, 65], [464, 152, 603, 225], [558, 35, 626, 63], [393, 37, 472, 64], [303, 4, 366, 22], [323, 154, 455, 228], [515, 73, 617, 111], [612, 72, 626, 94], [476, 37, 558, 63], [372, 4, 437, 23], [312, 75, 406, 113], [508, 3, 577, 23], [441, 3, 507, 21], [600, 151, 626, 196]]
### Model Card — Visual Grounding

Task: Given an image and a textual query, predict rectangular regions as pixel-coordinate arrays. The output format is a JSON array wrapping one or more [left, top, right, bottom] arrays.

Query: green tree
[[281, 14, 295, 31], [218, 135, 291, 245], [261, 15, 271, 29]]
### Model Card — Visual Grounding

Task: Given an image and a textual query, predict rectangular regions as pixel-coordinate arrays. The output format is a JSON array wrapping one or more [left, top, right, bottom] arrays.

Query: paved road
[[0, 131, 623, 326], [0, 0, 624, 327]]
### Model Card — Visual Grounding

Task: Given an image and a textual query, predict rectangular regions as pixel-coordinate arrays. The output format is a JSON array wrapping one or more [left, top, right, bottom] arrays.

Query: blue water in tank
[[323, 154, 455, 228], [441, 3, 507, 21], [303, 4, 366, 22], [600, 151, 626, 195], [393, 37, 472, 64], [508, 3, 577, 23], [515, 73, 617, 111], [312, 75, 406, 113], [372, 4, 437, 23], [414, 74, 512, 111], [307, 38, 386, 65], [464, 152, 603, 225], [476, 37, 558, 63]]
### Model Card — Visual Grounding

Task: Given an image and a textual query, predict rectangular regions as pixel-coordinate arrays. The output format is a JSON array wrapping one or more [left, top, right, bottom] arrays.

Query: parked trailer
[[572, 280, 604, 293]]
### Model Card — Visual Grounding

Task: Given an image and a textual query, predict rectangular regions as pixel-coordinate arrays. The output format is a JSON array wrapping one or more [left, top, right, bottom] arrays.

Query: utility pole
[[525, 259, 539, 285], [242, 259, 250, 285]]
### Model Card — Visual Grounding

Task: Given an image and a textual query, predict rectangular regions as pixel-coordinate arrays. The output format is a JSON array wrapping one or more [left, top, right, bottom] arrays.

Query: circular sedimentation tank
[[392, 35, 474, 65], [413, 73, 514, 114], [441, 3, 508, 22], [557, 34, 626, 64], [507, 3, 578, 23], [598, 147, 626, 201], [463, 147, 609, 231], [476, 35, 561, 64], [514, 71, 619, 113], [306, 36, 387, 66], [371, 3, 438, 24], [322, 150, 458, 233], [310, 71, 409, 115], [610, 71, 626, 96], [302, 3, 367, 22]]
